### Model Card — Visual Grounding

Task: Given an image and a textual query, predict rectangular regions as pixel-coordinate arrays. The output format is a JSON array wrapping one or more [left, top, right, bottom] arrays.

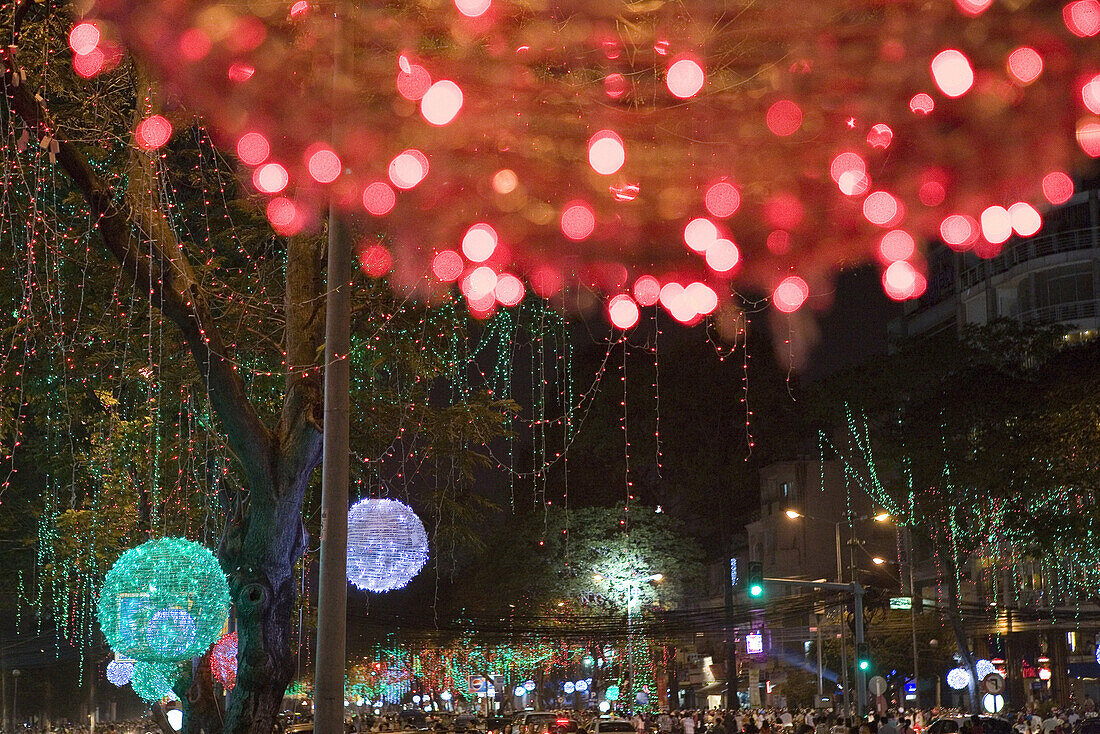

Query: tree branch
[[2, 46, 274, 484]]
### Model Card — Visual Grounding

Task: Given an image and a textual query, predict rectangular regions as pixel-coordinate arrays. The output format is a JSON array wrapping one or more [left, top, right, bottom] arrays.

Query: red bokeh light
[[588, 130, 625, 175], [236, 132, 270, 166], [1041, 171, 1075, 205], [766, 100, 802, 136], [705, 238, 741, 273], [431, 250, 464, 282], [940, 214, 979, 249], [705, 182, 741, 218], [1082, 75, 1100, 114], [1009, 202, 1042, 237], [1063, 0, 1100, 37], [604, 73, 628, 99], [531, 268, 563, 298], [862, 191, 903, 227], [763, 193, 804, 229], [560, 202, 596, 240], [306, 147, 342, 184], [830, 151, 866, 181], [135, 115, 173, 150], [685, 282, 719, 315], [362, 182, 396, 216], [253, 163, 289, 194], [360, 245, 393, 277], [467, 266, 498, 298], [931, 49, 974, 98], [388, 150, 429, 189], [955, 0, 992, 16], [69, 22, 100, 55], [980, 205, 1012, 244], [396, 63, 432, 101], [919, 180, 947, 207], [289, 0, 310, 17], [1077, 122, 1100, 157], [882, 260, 921, 301], [228, 62, 255, 82], [1007, 47, 1043, 84], [909, 93, 935, 114], [455, 0, 491, 18], [878, 230, 916, 262], [266, 197, 301, 235], [420, 80, 464, 126], [772, 276, 810, 313], [461, 223, 498, 262], [179, 28, 212, 61], [607, 294, 640, 329], [73, 49, 105, 78], [666, 56, 705, 98], [866, 124, 893, 149], [632, 276, 661, 307], [683, 217, 718, 252], [767, 230, 792, 255], [494, 274, 525, 306]]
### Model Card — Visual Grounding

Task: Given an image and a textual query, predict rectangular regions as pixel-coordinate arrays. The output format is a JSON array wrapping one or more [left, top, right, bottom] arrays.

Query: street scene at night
[[2, 0, 1100, 734]]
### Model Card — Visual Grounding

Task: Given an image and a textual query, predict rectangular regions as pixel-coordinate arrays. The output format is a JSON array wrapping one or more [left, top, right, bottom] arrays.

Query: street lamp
[[872, 557, 887, 565]]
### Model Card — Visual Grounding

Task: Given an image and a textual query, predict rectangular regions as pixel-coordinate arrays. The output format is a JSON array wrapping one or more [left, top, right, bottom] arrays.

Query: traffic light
[[856, 642, 871, 671], [746, 561, 764, 598]]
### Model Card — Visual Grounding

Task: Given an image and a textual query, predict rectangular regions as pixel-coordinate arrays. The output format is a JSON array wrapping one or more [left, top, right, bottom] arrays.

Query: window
[[780, 482, 789, 497]]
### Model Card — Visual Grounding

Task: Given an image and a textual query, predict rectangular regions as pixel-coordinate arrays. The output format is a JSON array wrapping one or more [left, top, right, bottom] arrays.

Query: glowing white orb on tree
[[346, 498, 429, 592], [975, 659, 996, 679], [106, 659, 134, 687], [946, 667, 970, 690]]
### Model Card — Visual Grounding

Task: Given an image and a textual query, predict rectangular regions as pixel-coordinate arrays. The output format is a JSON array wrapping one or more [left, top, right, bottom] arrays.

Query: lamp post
[[11, 669, 19, 731], [785, 509, 890, 715]]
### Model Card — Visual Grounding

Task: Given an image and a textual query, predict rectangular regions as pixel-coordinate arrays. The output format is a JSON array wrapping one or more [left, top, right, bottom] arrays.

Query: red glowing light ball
[[866, 124, 893, 149], [253, 163, 289, 194], [685, 282, 719, 315], [431, 250, 464, 282], [1076, 122, 1100, 157], [289, 0, 310, 17], [69, 22, 100, 55], [955, 0, 992, 16], [632, 276, 661, 307], [530, 268, 563, 298], [830, 151, 866, 182], [227, 62, 255, 82], [588, 131, 626, 176], [705, 182, 741, 218], [659, 283, 697, 323], [683, 217, 718, 252], [772, 276, 810, 313], [560, 202, 595, 241], [461, 223, 498, 262], [705, 238, 741, 273], [980, 205, 1012, 244], [607, 295, 640, 329], [266, 197, 300, 234], [360, 245, 393, 277], [940, 214, 979, 249], [210, 632, 238, 691], [604, 73, 628, 99], [878, 230, 916, 262], [767, 230, 792, 255], [1041, 172, 1075, 205], [919, 180, 947, 207], [1009, 202, 1042, 236], [236, 132, 270, 166], [666, 56, 705, 98], [73, 49, 105, 78], [466, 266, 498, 297], [1082, 75, 1100, 114], [494, 274, 525, 306], [397, 64, 432, 101], [362, 182, 396, 216], [862, 191, 902, 227], [883, 260, 921, 301], [420, 80, 464, 126], [909, 93, 936, 114], [454, 0, 491, 18], [388, 150, 429, 189], [1007, 47, 1043, 84], [1064, 0, 1100, 37], [766, 100, 803, 136], [931, 49, 974, 98], [306, 147, 342, 184], [135, 115, 173, 150]]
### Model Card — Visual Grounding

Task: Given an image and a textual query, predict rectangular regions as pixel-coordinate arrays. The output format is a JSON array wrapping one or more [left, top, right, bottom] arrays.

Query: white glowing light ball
[[947, 667, 970, 690], [346, 498, 429, 592], [106, 659, 135, 687], [975, 659, 996, 679], [166, 710, 184, 731]]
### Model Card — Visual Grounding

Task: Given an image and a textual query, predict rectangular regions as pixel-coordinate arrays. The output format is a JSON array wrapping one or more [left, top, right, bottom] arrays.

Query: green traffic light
[[858, 660, 870, 671], [749, 584, 763, 597]]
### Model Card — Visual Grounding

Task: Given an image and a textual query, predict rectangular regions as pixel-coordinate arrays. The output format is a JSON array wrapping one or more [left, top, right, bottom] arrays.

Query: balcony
[[959, 228, 1098, 290], [1018, 299, 1099, 326]]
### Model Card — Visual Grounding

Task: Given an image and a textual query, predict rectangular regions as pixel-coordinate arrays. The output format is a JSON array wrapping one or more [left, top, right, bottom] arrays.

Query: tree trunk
[[944, 550, 979, 714]]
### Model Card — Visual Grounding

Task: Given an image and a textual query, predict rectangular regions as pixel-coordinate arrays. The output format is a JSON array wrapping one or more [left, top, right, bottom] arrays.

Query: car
[[453, 715, 482, 733], [512, 713, 578, 734], [581, 719, 636, 734], [924, 717, 1013, 734]]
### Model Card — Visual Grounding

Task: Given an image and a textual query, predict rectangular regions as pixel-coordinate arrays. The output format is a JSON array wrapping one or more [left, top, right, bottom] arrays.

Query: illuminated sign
[[889, 596, 912, 610], [746, 631, 764, 655]]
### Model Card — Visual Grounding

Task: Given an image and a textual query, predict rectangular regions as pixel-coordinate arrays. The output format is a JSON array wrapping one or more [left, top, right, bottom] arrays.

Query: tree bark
[[3, 46, 325, 734]]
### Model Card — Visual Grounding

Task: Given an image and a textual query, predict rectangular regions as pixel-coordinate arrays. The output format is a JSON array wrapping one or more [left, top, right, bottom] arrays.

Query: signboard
[[889, 596, 912, 610], [868, 676, 887, 696], [746, 631, 764, 655], [982, 673, 1006, 695], [904, 679, 917, 700], [468, 675, 488, 694], [729, 559, 738, 588]]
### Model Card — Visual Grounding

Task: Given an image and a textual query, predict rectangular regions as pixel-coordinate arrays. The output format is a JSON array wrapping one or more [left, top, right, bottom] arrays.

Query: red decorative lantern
[[211, 632, 238, 691]]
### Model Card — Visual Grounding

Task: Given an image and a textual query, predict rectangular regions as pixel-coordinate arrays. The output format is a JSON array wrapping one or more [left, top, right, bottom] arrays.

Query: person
[[1042, 713, 1061, 734], [1085, 696, 1097, 714], [683, 714, 696, 734], [879, 717, 897, 734], [659, 714, 674, 734], [781, 713, 794, 729], [899, 719, 913, 734]]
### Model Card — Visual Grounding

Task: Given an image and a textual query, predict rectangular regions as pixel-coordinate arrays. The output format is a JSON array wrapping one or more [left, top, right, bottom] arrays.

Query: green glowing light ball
[[97, 537, 230, 663], [132, 661, 180, 702]]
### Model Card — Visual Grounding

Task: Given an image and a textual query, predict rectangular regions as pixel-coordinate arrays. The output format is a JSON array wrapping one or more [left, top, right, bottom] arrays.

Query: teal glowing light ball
[[97, 537, 230, 663], [132, 661, 180, 702]]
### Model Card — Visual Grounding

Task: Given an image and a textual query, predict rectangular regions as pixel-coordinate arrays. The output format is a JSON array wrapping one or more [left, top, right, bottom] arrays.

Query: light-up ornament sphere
[[132, 661, 180, 702], [97, 537, 230, 663], [346, 498, 429, 592], [975, 659, 996, 679], [211, 632, 238, 690], [946, 667, 970, 690], [106, 659, 135, 687]]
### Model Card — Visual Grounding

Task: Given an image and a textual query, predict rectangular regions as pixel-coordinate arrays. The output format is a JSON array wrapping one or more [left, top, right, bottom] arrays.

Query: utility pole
[[313, 207, 352, 732]]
